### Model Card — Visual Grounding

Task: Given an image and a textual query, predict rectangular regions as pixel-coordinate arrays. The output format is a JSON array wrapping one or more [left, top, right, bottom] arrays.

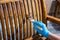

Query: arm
[[32, 21, 60, 40], [49, 33, 60, 40]]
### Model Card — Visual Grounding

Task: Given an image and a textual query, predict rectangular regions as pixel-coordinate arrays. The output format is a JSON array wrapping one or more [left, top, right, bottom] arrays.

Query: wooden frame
[[0, 0, 60, 40]]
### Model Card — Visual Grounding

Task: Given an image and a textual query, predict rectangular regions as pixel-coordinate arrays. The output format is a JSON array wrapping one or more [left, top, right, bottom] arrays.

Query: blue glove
[[32, 21, 50, 38]]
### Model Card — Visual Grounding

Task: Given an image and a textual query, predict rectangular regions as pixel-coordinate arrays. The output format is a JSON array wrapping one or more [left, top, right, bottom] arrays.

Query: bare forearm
[[48, 33, 60, 40]]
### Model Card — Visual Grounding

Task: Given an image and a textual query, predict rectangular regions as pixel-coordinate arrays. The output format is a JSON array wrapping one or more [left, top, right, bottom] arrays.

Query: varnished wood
[[7, 3, 14, 39], [1, 0, 60, 40], [0, 5, 6, 40], [11, 2, 19, 40], [27, 0, 33, 37], [23, 0, 30, 38], [41, 0, 47, 25], [3, 4, 10, 37], [38, 0, 42, 21], [31, 0, 37, 35], [34, 0, 39, 21], [47, 15, 60, 25], [0, 0, 20, 4]]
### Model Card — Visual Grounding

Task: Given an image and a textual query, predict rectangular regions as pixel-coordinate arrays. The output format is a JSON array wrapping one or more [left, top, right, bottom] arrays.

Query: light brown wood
[[11, 2, 18, 32], [7, 3, 14, 37], [0, 0, 20, 4], [47, 15, 60, 25], [23, 0, 30, 38], [31, 0, 37, 35], [27, 0, 33, 36], [38, 0, 42, 21], [11, 2, 19, 40], [20, 0, 26, 39], [0, 5, 6, 40], [34, 0, 39, 21], [1, 0, 59, 40], [15, 1, 20, 39], [41, 0, 47, 25], [3, 4, 10, 37]]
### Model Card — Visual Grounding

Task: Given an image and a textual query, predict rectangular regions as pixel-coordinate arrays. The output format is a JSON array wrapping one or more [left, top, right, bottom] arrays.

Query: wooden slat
[[34, 0, 39, 21], [12, 2, 19, 40], [31, 0, 37, 35], [20, 0, 25, 39], [11, 2, 18, 32], [16, 1, 23, 40], [0, 5, 6, 40], [27, 0, 33, 36], [7, 3, 14, 39], [0, 0, 20, 4], [38, 0, 42, 21], [20, 0, 25, 19], [2, 4, 10, 37], [7, 3, 14, 40], [41, 0, 47, 25], [23, 0, 31, 37], [15, 1, 20, 40], [23, 0, 28, 38], [47, 15, 60, 25]]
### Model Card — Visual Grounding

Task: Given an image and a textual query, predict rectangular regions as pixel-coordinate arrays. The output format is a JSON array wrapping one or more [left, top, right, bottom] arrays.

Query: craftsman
[[32, 21, 60, 40]]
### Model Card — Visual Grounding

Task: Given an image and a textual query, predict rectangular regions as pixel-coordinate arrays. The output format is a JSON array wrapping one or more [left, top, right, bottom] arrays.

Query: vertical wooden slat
[[31, 0, 37, 35], [34, 0, 39, 21], [12, 2, 19, 40], [38, 0, 42, 21], [41, 0, 47, 25], [27, 0, 33, 36], [11, 2, 18, 33], [0, 5, 6, 40], [19, 0, 25, 39], [7, 3, 15, 40], [16, 1, 23, 40], [23, 0, 30, 37], [2, 4, 11, 39], [15, 1, 20, 40], [23, 0, 28, 38]]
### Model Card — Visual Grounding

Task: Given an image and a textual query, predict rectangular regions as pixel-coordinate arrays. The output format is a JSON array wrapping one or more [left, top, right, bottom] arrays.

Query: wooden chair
[[0, 0, 60, 40]]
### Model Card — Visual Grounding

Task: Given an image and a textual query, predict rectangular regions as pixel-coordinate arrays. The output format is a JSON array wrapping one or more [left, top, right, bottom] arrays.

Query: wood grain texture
[[31, 0, 37, 35], [0, 0, 20, 4], [3, 4, 10, 37], [38, 0, 42, 21], [23, 0, 30, 38], [27, 0, 33, 36], [0, 0, 53, 40], [7, 3, 14, 39], [41, 0, 47, 25], [0, 5, 6, 40]]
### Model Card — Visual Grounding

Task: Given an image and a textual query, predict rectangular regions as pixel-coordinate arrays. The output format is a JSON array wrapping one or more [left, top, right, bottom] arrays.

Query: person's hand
[[32, 21, 50, 38]]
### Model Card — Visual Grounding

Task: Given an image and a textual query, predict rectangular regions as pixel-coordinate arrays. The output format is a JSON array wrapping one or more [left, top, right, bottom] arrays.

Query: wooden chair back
[[0, 0, 44, 40], [0, 0, 60, 40]]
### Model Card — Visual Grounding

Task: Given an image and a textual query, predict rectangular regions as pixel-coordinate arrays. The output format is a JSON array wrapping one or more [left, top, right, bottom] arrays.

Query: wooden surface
[[47, 15, 60, 25], [41, 0, 47, 25], [1, 0, 60, 40], [0, 0, 43, 40]]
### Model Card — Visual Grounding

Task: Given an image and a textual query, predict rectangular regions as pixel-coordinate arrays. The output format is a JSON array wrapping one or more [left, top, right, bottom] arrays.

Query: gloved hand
[[32, 21, 50, 38]]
